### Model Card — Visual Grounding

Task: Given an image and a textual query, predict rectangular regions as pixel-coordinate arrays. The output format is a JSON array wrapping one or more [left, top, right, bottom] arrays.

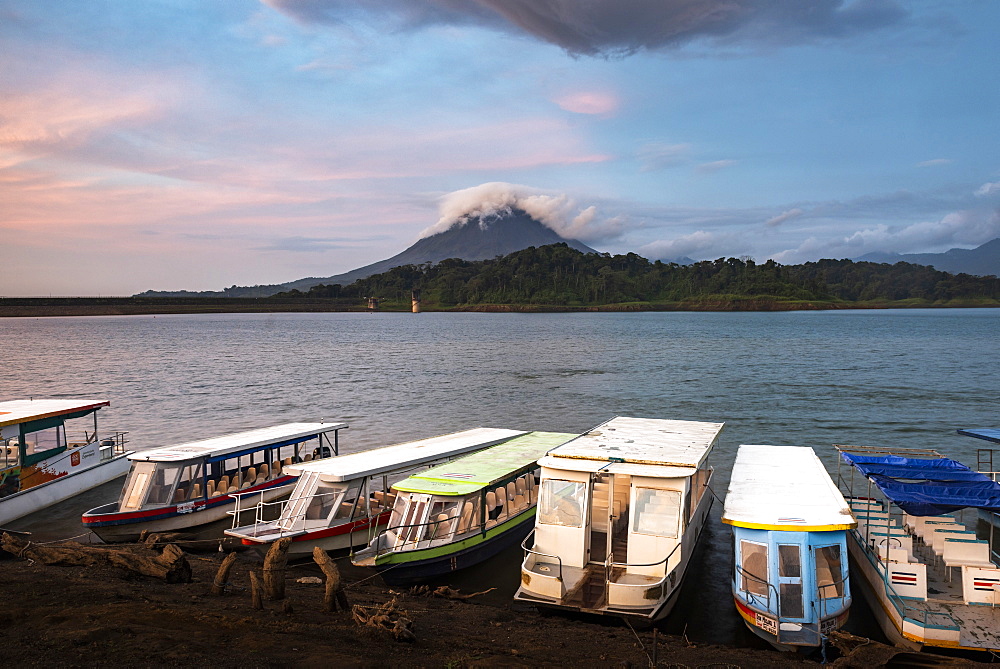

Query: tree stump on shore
[[211, 551, 239, 595], [249, 571, 264, 610], [107, 543, 192, 583], [312, 546, 350, 612], [263, 537, 291, 601]]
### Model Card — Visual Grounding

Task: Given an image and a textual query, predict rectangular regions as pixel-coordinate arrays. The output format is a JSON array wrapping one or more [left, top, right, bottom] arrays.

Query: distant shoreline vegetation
[[4, 244, 999, 317]]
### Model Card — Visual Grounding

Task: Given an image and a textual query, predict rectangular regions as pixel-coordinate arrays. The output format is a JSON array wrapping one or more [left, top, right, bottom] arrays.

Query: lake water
[[3, 309, 998, 646]]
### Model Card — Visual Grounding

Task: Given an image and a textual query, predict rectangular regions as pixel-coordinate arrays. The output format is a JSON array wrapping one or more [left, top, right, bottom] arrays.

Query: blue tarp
[[959, 428, 1000, 445], [840, 453, 992, 482], [841, 452, 1000, 516]]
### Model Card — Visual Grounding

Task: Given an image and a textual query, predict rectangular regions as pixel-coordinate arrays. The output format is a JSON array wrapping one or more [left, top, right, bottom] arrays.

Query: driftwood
[[352, 598, 415, 643], [211, 551, 239, 595], [249, 571, 264, 610], [1, 532, 192, 583], [106, 543, 192, 583], [312, 546, 350, 612], [407, 584, 496, 600], [263, 537, 292, 601], [1, 534, 103, 566], [140, 531, 193, 549]]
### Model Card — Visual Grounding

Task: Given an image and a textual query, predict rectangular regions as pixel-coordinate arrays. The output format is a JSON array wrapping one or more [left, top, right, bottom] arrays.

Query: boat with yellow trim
[[723, 444, 854, 651]]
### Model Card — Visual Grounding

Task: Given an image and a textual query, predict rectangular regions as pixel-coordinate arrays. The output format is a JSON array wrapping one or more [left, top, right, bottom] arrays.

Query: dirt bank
[[1, 542, 818, 668]]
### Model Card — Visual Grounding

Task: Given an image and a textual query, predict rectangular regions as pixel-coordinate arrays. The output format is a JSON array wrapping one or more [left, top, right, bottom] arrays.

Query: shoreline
[[2, 297, 998, 318]]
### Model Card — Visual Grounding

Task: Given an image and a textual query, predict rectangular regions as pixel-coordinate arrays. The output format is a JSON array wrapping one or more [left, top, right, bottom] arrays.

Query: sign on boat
[[1, 398, 131, 526], [514, 416, 724, 621], [224, 427, 527, 557], [722, 444, 854, 652], [836, 441, 1000, 652], [351, 431, 577, 585], [82, 422, 346, 542]]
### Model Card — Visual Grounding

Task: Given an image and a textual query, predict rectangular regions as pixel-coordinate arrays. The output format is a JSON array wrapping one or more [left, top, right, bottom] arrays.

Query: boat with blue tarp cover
[[836, 443, 1000, 652], [82, 422, 346, 542], [723, 445, 854, 652]]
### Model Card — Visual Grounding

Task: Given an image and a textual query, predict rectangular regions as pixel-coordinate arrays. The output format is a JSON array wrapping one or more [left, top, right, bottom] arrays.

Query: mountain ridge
[[854, 238, 1000, 277]]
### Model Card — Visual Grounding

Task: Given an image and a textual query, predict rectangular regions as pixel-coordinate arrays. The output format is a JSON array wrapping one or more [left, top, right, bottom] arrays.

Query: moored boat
[[836, 444, 1000, 652], [352, 431, 576, 584], [722, 444, 854, 651], [224, 427, 527, 557], [82, 422, 346, 542], [1, 399, 131, 526], [514, 416, 724, 621]]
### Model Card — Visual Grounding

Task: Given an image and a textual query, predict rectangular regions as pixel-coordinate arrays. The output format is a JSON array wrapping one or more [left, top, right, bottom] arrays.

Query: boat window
[[145, 464, 182, 506], [172, 462, 204, 502], [740, 541, 769, 597], [305, 483, 345, 520], [455, 496, 481, 534], [780, 583, 804, 618], [427, 498, 461, 540], [815, 545, 844, 598], [333, 483, 362, 520], [537, 479, 586, 528], [633, 488, 681, 538], [778, 544, 801, 578], [120, 462, 156, 510]]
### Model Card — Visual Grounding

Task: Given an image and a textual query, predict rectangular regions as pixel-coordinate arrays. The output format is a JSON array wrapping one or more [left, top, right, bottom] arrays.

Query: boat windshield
[[302, 483, 347, 522], [537, 479, 586, 527], [120, 462, 182, 511]]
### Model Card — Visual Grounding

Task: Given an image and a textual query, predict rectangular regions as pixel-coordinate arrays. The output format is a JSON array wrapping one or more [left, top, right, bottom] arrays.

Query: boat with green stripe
[[352, 431, 576, 585]]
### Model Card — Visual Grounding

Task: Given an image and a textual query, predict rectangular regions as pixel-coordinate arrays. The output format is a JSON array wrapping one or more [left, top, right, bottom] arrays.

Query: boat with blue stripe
[[82, 422, 346, 542]]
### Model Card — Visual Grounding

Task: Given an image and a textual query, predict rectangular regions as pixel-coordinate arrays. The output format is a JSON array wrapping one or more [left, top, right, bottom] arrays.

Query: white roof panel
[[538, 456, 696, 479], [286, 428, 528, 482], [129, 422, 348, 462], [545, 416, 724, 469], [722, 444, 855, 530], [0, 399, 110, 428]]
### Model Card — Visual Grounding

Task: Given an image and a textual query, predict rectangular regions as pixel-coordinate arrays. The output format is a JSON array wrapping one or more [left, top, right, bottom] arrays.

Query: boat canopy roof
[[393, 431, 576, 496], [286, 428, 527, 483], [538, 416, 724, 474], [0, 399, 109, 431], [722, 445, 855, 531], [128, 422, 348, 463], [840, 450, 1000, 516], [959, 428, 1000, 445]]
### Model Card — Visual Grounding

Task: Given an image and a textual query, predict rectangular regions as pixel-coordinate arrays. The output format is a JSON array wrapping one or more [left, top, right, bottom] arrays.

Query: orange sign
[[71, 451, 81, 466]]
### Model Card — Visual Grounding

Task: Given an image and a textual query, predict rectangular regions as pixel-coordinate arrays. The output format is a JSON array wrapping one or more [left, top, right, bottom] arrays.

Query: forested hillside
[[274, 243, 1000, 309]]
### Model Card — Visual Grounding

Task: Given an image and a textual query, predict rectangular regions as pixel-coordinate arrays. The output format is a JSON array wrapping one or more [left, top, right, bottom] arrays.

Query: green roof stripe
[[393, 431, 576, 495]]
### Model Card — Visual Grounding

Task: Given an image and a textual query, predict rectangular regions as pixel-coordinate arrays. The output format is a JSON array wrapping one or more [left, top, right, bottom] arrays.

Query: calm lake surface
[[3, 309, 998, 645]]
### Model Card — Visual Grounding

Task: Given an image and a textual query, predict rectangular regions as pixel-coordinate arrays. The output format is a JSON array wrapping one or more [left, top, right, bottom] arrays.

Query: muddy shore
[[2, 538, 988, 668]]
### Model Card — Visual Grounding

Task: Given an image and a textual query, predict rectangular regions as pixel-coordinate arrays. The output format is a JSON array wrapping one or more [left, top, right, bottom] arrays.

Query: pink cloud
[[552, 90, 619, 116]]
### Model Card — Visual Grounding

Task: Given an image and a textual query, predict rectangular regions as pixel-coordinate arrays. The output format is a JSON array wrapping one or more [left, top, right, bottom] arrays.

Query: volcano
[[278, 210, 597, 293]]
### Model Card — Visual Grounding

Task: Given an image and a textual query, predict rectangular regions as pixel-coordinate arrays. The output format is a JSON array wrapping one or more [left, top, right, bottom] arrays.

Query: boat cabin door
[[777, 543, 805, 622], [589, 473, 613, 564]]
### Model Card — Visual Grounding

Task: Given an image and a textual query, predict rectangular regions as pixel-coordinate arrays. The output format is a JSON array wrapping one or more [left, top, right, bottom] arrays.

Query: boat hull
[[372, 510, 536, 587], [82, 476, 296, 542], [0, 453, 131, 526]]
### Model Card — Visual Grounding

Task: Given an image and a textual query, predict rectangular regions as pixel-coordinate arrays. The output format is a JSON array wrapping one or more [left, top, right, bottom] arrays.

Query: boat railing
[[11, 431, 130, 487], [226, 483, 299, 530], [98, 432, 129, 461], [851, 528, 961, 632], [520, 530, 563, 581], [734, 564, 779, 613], [606, 539, 684, 599], [371, 511, 463, 555]]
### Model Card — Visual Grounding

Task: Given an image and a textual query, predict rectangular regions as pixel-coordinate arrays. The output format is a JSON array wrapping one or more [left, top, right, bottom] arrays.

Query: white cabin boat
[[514, 416, 724, 621], [836, 444, 1000, 653], [723, 445, 854, 651], [225, 428, 527, 557], [1, 399, 131, 526], [82, 422, 346, 542]]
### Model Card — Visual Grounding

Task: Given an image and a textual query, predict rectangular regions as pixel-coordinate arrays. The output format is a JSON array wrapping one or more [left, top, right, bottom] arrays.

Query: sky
[[2, 0, 999, 296]]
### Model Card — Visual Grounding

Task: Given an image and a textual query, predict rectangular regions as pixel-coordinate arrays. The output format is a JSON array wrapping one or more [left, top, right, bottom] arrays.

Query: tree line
[[273, 243, 1000, 308]]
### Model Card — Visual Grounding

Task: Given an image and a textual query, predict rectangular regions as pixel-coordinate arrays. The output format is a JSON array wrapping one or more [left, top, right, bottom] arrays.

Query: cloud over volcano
[[420, 182, 624, 243]]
